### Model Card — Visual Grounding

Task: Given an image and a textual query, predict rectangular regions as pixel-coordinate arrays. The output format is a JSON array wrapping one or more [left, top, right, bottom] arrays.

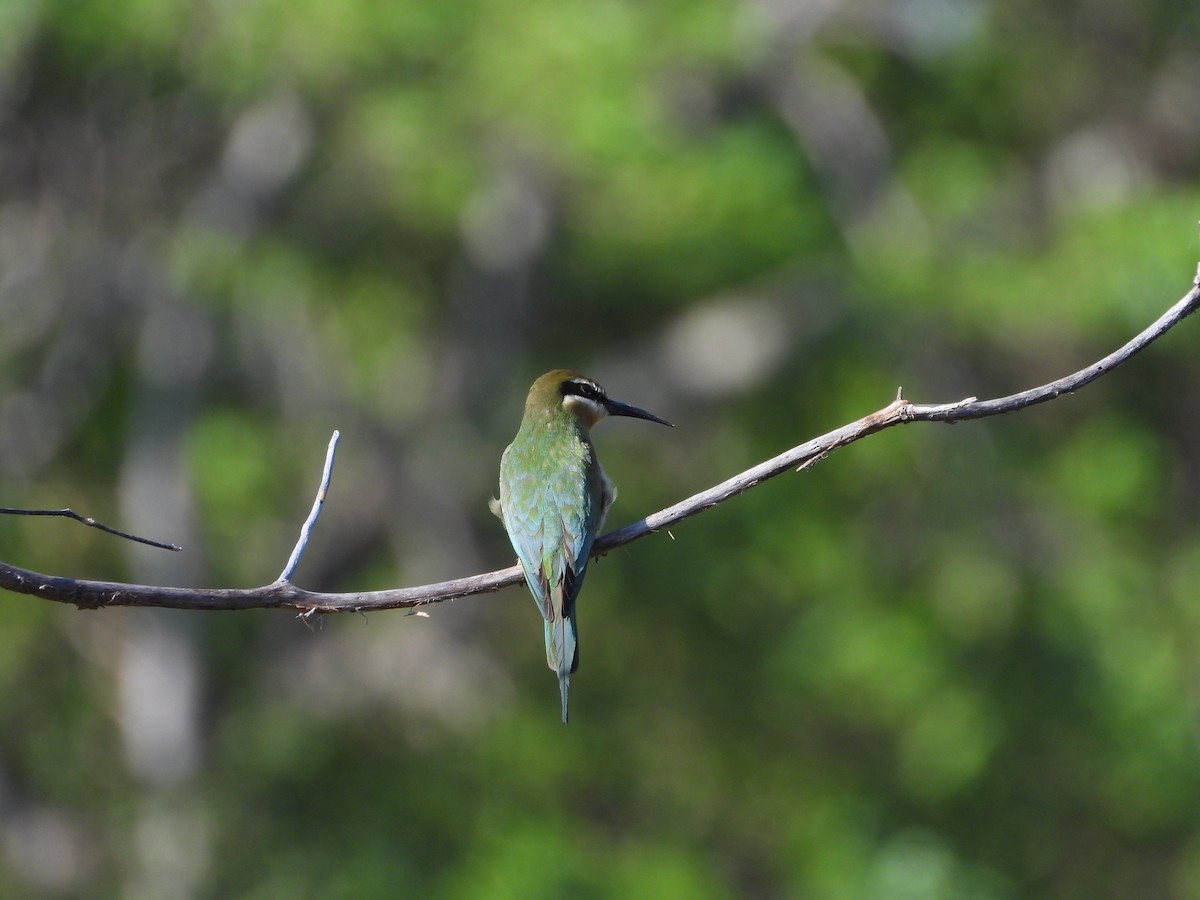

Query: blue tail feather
[[545, 611, 577, 723]]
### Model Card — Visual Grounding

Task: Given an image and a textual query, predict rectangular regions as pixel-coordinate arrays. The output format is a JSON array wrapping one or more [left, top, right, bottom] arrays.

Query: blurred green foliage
[[1, 0, 1200, 896]]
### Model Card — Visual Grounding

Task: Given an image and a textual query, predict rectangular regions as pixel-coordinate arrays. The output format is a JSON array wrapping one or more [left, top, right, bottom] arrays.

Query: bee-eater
[[492, 370, 673, 723]]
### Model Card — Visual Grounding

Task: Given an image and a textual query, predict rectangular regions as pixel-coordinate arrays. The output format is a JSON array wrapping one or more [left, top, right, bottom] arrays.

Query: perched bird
[[492, 370, 673, 723]]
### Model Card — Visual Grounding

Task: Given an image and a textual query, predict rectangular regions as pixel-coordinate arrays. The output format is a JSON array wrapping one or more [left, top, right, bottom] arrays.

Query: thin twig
[[0, 508, 181, 551], [277, 430, 340, 583], [0, 264, 1197, 614]]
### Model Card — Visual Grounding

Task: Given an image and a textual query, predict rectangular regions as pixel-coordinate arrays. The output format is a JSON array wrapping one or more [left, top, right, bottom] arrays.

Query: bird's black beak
[[604, 399, 674, 428]]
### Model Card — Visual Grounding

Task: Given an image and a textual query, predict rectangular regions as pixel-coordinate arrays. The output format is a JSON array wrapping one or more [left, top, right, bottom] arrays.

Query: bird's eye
[[562, 380, 605, 402]]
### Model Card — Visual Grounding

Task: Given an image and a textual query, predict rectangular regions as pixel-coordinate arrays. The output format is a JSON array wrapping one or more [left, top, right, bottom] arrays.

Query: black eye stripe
[[561, 379, 606, 402]]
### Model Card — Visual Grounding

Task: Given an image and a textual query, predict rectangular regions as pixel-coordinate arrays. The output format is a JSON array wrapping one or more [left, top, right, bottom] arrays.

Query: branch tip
[[0, 507, 180, 551]]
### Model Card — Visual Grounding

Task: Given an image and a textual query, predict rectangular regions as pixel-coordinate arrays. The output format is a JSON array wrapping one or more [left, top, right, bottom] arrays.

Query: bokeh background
[[1, 0, 1200, 896]]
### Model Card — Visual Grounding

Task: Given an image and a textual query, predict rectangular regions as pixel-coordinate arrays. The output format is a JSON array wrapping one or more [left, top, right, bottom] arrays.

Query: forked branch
[[2, 265, 1198, 615]]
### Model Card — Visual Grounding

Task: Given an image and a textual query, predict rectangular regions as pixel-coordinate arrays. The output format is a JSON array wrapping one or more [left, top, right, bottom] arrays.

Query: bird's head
[[526, 369, 674, 430]]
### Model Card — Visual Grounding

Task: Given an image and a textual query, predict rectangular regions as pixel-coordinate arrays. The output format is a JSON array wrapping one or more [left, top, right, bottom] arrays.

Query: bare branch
[[0, 507, 181, 552], [601, 264, 1200, 550], [1, 265, 1198, 615], [277, 430, 340, 583]]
